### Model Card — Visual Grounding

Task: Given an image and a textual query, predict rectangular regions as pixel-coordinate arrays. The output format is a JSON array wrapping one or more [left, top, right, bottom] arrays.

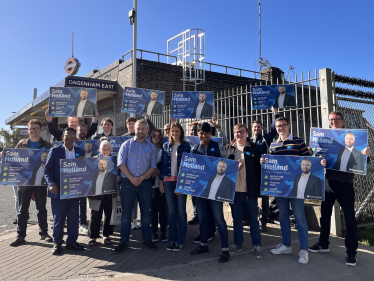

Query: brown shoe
[[261, 224, 268, 232]]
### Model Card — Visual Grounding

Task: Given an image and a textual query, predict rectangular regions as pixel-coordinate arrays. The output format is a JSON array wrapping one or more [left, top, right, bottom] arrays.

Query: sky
[[1, 0, 373, 129]]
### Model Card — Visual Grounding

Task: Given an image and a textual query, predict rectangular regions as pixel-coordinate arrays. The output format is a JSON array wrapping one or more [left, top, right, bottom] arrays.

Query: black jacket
[[72, 99, 95, 117], [30, 164, 48, 185], [192, 102, 213, 118], [274, 94, 296, 108], [292, 173, 322, 199], [336, 147, 365, 173], [143, 100, 163, 116], [205, 174, 234, 202], [47, 120, 98, 141], [90, 171, 117, 196]]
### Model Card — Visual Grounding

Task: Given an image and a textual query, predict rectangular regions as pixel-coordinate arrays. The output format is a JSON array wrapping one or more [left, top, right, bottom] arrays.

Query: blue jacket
[[160, 141, 191, 181], [44, 144, 85, 199]]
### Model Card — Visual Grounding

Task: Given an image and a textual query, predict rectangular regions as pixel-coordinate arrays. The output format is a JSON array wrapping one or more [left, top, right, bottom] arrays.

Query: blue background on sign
[[162, 136, 222, 145], [121, 87, 165, 115], [260, 155, 325, 200], [60, 156, 117, 199], [251, 85, 295, 110], [0, 148, 49, 185], [177, 152, 238, 203], [49, 87, 96, 117], [309, 128, 367, 174], [171, 91, 214, 119]]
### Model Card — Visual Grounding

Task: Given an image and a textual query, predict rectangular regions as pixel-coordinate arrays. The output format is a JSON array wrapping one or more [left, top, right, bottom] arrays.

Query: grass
[[358, 228, 374, 246]]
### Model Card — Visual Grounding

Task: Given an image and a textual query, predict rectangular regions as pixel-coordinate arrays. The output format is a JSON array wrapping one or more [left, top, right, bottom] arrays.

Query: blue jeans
[[277, 197, 308, 250], [163, 181, 187, 245], [230, 192, 261, 247], [195, 197, 228, 251], [120, 178, 152, 244]]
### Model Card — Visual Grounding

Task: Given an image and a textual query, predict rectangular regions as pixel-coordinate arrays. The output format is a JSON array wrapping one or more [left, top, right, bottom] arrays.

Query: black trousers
[[319, 179, 358, 256], [88, 195, 113, 239], [151, 188, 168, 234], [17, 186, 48, 237]]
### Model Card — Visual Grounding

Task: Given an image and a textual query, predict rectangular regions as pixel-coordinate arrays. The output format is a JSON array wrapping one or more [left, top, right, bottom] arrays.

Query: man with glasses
[[308, 111, 371, 266], [10, 119, 53, 247], [250, 106, 279, 232], [164, 124, 171, 137]]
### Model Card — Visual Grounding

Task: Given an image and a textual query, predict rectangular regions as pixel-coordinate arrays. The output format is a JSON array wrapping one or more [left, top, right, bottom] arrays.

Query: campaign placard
[[162, 136, 223, 145], [49, 87, 96, 117], [0, 149, 49, 186], [260, 155, 325, 200], [121, 87, 165, 116], [251, 85, 296, 110], [60, 156, 118, 199], [176, 152, 238, 203], [171, 91, 214, 119], [309, 128, 368, 175]]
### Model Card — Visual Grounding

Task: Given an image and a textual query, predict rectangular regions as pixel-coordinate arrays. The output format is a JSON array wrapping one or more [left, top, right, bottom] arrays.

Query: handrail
[[121, 49, 178, 64]]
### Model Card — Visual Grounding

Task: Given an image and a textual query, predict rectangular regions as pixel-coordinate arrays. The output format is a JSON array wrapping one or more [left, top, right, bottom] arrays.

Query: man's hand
[[210, 115, 220, 128], [238, 159, 244, 171], [142, 113, 149, 120], [271, 106, 278, 115], [159, 182, 165, 193], [260, 158, 265, 165], [1, 151, 4, 158], [362, 147, 371, 157], [93, 110, 99, 122], [307, 147, 313, 155], [78, 156, 84, 160], [320, 158, 326, 167], [45, 108, 52, 122], [170, 115, 176, 124], [129, 176, 140, 186], [117, 176, 122, 183], [174, 191, 181, 195], [49, 183, 58, 194], [152, 170, 160, 177]]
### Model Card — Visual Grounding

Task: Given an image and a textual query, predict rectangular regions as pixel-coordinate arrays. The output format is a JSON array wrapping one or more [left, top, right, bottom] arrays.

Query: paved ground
[[0, 192, 373, 281]]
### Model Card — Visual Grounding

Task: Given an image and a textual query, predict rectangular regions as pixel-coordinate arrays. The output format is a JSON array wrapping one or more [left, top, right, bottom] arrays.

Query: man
[[94, 118, 115, 139], [114, 119, 158, 253], [336, 132, 365, 173], [308, 111, 370, 267], [44, 127, 85, 255], [274, 86, 296, 109], [72, 89, 95, 117], [84, 142, 98, 158], [226, 124, 263, 259], [45, 108, 98, 141], [91, 158, 117, 195], [188, 122, 199, 137], [292, 158, 323, 199], [262, 116, 325, 264], [122, 114, 155, 137], [190, 122, 230, 263], [251, 106, 279, 232], [143, 91, 163, 116], [30, 151, 49, 186], [205, 160, 234, 202], [10, 119, 53, 247], [164, 124, 171, 137], [192, 92, 213, 119]]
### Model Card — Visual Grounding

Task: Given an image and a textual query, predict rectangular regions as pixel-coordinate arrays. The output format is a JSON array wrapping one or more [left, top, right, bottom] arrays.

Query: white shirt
[[95, 171, 106, 195], [196, 102, 205, 118], [339, 146, 354, 172], [297, 172, 311, 199], [77, 100, 87, 117], [65, 146, 76, 159], [85, 152, 93, 158], [146, 100, 156, 115], [34, 164, 45, 185], [171, 142, 180, 177], [278, 94, 285, 109], [208, 174, 225, 200]]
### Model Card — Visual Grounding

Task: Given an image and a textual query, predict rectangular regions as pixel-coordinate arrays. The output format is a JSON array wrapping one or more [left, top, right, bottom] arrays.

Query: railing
[[121, 49, 178, 65]]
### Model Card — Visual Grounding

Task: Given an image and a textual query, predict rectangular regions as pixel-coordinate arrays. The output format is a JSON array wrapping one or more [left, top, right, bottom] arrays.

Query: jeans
[[261, 195, 269, 225], [163, 181, 187, 245], [151, 188, 168, 234], [120, 178, 152, 244], [192, 196, 197, 215], [195, 197, 228, 251], [13, 186, 19, 215], [319, 180, 357, 256], [17, 186, 48, 238], [230, 192, 261, 247], [132, 197, 138, 221], [79, 197, 87, 225], [88, 195, 113, 239], [277, 197, 308, 250]]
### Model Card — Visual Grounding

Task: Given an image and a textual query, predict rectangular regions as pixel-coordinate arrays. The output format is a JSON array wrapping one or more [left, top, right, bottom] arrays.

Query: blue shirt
[[28, 140, 40, 149], [117, 136, 157, 178]]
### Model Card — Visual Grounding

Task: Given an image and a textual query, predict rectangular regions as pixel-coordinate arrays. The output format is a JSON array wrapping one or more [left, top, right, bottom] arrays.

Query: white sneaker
[[79, 224, 88, 233], [270, 244, 292, 255], [137, 222, 142, 229], [131, 220, 137, 230], [299, 250, 309, 264]]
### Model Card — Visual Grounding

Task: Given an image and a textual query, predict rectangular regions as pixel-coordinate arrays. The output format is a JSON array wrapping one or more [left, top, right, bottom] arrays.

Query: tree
[[0, 127, 24, 148]]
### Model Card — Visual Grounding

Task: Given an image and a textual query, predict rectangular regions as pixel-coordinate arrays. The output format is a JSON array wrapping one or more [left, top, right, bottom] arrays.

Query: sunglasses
[[152, 135, 161, 138]]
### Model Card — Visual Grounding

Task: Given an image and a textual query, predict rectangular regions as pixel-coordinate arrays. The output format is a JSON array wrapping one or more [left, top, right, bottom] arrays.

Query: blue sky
[[1, 0, 373, 129]]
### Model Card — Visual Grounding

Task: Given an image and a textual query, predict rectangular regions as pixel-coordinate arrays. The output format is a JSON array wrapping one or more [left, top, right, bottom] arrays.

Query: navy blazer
[[274, 94, 296, 108], [72, 99, 95, 117], [192, 103, 213, 119], [292, 173, 322, 199], [336, 147, 365, 173], [205, 174, 234, 203], [44, 144, 85, 199]]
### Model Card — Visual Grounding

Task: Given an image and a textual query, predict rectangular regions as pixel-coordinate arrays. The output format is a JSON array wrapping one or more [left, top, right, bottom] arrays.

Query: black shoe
[[193, 235, 214, 244], [66, 242, 84, 251], [166, 242, 176, 251], [190, 245, 209, 255], [114, 243, 128, 254], [52, 244, 62, 255], [308, 242, 330, 253], [152, 233, 159, 242], [172, 244, 184, 252], [143, 240, 158, 251], [160, 232, 168, 242], [188, 215, 199, 225], [218, 251, 230, 263], [10, 236, 25, 247], [345, 255, 357, 266], [40, 234, 53, 242], [13, 219, 17, 225]]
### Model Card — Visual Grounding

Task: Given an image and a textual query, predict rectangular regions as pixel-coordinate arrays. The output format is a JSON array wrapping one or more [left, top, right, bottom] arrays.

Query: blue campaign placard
[[177, 152, 238, 203], [49, 87, 97, 117], [309, 128, 368, 175], [0, 149, 50, 186], [171, 91, 214, 119], [121, 87, 165, 116], [251, 85, 296, 110], [260, 155, 325, 200], [162, 136, 222, 145], [60, 156, 118, 199]]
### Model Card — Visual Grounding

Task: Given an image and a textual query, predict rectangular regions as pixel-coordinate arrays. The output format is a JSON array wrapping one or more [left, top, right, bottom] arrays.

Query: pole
[[132, 0, 137, 88], [258, 0, 261, 71], [72, 33, 74, 58]]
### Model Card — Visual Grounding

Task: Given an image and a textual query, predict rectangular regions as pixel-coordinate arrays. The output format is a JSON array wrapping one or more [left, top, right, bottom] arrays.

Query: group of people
[[7, 105, 369, 268]]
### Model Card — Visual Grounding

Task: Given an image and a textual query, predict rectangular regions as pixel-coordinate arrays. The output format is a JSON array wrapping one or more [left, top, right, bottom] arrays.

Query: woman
[[149, 129, 168, 242], [159, 123, 191, 251], [87, 137, 117, 245]]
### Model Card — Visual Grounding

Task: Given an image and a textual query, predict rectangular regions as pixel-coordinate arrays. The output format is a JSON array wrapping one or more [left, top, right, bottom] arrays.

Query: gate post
[[319, 68, 343, 237]]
